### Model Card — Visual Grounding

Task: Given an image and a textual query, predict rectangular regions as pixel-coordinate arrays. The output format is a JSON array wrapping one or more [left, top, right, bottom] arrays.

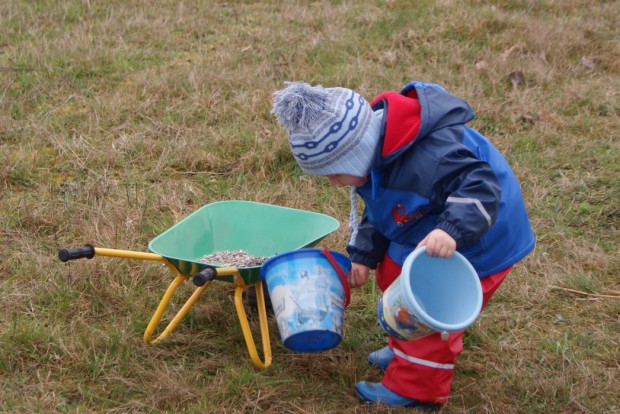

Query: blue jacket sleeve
[[433, 148, 501, 247], [346, 210, 390, 269]]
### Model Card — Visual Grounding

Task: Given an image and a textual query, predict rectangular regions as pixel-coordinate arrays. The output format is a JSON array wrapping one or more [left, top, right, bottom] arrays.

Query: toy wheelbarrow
[[58, 201, 340, 369]]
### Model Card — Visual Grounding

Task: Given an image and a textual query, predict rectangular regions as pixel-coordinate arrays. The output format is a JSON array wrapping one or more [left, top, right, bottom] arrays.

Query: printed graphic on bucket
[[261, 249, 351, 353], [377, 277, 433, 341]]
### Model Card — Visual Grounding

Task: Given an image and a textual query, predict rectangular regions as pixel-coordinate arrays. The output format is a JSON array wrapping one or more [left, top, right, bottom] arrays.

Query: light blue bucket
[[260, 248, 351, 353], [378, 247, 483, 341]]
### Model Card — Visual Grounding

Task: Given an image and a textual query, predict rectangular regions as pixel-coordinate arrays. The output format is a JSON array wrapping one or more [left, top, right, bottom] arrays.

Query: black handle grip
[[58, 244, 96, 262], [192, 266, 217, 286]]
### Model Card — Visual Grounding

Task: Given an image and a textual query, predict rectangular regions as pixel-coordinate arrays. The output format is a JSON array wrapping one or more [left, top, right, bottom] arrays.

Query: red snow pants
[[375, 253, 512, 405]]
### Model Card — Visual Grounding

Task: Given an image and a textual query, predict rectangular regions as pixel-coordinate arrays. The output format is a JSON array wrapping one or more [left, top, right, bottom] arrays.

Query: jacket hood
[[370, 81, 475, 166]]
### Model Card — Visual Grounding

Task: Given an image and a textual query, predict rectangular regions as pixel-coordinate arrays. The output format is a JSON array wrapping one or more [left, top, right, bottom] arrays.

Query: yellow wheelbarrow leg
[[143, 265, 228, 345], [143, 273, 212, 345], [234, 279, 272, 369], [143, 265, 272, 369]]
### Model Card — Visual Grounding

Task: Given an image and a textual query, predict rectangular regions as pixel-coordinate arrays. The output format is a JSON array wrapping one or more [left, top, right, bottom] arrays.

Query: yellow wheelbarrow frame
[[59, 245, 272, 369]]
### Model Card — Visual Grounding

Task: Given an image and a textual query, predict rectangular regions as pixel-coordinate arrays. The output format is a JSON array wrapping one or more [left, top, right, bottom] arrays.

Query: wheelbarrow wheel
[[244, 281, 274, 316]]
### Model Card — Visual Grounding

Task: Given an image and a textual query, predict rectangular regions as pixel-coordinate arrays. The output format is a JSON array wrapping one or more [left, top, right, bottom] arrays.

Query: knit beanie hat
[[271, 82, 381, 177]]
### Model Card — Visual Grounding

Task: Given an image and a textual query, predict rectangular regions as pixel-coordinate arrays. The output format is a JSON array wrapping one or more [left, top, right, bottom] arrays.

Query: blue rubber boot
[[367, 346, 394, 370], [355, 381, 441, 411]]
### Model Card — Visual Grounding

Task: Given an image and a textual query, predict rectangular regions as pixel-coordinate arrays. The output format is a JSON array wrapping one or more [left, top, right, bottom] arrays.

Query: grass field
[[1, 0, 619, 412]]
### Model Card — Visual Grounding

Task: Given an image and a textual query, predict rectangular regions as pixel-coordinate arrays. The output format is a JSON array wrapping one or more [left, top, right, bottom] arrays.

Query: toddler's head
[[272, 82, 381, 178]]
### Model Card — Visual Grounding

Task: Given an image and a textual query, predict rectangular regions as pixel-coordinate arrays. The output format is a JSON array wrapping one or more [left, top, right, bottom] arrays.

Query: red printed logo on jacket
[[391, 204, 425, 227]]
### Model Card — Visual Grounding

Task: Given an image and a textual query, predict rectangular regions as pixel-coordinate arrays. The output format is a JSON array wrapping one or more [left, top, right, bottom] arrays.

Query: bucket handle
[[321, 248, 351, 307]]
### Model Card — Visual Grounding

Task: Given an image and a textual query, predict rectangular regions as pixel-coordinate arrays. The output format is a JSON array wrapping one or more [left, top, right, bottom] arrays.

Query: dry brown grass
[[1, 0, 619, 413]]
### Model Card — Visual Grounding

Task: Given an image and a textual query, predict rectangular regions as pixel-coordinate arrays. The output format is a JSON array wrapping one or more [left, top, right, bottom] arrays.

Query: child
[[271, 81, 535, 410]]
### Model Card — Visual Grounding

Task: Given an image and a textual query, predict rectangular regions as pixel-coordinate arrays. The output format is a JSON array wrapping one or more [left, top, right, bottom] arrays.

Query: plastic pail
[[260, 248, 351, 352], [378, 247, 483, 341]]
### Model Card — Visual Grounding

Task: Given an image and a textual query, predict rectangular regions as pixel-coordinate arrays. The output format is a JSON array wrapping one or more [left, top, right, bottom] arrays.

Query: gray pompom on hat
[[272, 82, 381, 177]]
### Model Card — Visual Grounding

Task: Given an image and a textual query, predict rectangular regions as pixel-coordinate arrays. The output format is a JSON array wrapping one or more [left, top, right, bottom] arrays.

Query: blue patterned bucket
[[260, 248, 351, 352]]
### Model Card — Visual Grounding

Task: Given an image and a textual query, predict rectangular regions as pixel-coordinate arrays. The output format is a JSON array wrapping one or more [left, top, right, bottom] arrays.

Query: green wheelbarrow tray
[[148, 200, 340, 284], [58, 201, 340, 369]]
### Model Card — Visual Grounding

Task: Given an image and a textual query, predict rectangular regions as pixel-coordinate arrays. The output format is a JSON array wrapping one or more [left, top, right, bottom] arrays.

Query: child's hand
[[348, 262, 370, 288], [417, 229, 457, 258]]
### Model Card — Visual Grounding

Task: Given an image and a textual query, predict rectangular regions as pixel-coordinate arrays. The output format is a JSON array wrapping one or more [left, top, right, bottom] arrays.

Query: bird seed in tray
[[198, 250, 269, 267]]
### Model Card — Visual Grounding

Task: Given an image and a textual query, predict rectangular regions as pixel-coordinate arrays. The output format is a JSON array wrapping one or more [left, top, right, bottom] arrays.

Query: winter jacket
[[346, 81, 535, 277]]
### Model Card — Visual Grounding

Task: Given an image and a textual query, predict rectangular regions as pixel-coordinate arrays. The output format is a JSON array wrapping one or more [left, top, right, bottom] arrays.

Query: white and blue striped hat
[[272, 82, 381, 177]]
